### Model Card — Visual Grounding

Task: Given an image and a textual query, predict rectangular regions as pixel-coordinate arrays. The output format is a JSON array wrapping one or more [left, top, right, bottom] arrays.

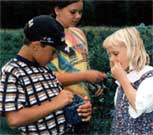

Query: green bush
[[0, 26, 153, 135], [0, 29, 24, 68]]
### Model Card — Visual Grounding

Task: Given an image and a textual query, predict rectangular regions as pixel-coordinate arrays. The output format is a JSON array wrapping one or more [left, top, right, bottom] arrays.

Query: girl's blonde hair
[[103, 27, 149, 72]]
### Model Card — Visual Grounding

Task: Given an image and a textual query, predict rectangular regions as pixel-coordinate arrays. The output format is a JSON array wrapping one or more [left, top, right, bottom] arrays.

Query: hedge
[[0, 26, 153, 135]]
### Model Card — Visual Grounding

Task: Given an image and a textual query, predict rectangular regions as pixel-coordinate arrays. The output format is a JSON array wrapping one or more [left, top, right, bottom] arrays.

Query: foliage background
[[1, 1, 152, 28], [0, 25, 152, 134]]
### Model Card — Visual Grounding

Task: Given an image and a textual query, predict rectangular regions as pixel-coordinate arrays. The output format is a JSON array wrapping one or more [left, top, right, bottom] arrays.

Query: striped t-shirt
[[0, 55, 70, 135]]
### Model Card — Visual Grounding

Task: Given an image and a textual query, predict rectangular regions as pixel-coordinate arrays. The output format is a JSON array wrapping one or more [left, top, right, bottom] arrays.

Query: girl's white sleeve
[[114, 88, 119, 106], [129, 77, 153, 118]]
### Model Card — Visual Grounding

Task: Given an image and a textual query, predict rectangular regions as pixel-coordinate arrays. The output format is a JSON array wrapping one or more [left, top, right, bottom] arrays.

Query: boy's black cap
[[24, 15, 74, 55]]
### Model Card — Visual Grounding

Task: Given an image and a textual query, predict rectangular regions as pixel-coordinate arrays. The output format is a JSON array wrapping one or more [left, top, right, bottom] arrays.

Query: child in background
[[49, 1, 106, 134], [103, 27, 153, 134], [49, 0, 106, 98]]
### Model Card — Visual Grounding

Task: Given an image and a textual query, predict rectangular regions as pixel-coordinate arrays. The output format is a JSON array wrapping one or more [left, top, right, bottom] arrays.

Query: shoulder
[[68, 27, 87, 45], [69, 27, 86, 39], [136, 65, 153, 87], [140, 65, 153, 74], [69, 27, 84, 34], [127, 65, 153, 83], [137, 66, 153, 99], [139, 65, 153, 82], [1, 58, 23, 77]]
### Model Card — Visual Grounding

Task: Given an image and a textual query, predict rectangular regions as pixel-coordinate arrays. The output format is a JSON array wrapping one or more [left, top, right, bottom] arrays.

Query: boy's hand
[[53, 90, 73, 109], [77, 96, 92, 122]]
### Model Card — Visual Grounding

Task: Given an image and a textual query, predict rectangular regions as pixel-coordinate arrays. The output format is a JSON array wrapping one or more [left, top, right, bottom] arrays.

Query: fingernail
[[82, 119, 85, 122]]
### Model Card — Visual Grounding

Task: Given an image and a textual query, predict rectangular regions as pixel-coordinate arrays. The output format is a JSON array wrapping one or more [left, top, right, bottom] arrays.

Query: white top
[[114, 65, 153, 119]]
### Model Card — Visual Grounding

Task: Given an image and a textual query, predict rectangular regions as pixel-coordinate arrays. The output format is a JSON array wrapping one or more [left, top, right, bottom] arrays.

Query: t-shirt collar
[[16, 55, 40, 67]]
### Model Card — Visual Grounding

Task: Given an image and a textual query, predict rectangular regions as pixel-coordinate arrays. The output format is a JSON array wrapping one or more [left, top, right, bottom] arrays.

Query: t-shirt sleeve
[[129, 77, 153, 118], [0, 71, 26, 115], [48, 62, 58, 72], [71, 27, 88, 47]]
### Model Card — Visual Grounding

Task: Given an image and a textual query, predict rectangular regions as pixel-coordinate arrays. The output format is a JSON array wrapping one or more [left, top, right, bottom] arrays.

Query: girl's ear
[[54, 6, 60, 16]]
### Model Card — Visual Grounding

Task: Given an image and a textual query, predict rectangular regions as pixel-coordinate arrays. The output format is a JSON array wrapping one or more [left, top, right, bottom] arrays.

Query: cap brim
[[55, 42, 75, 56]]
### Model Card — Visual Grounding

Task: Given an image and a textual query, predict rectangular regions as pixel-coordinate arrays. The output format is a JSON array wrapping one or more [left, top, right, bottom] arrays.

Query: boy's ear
[[31, 41, 40, 52]]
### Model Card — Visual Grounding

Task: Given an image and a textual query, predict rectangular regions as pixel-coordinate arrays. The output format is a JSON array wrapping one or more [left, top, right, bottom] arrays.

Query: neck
[[56, 18, 68, 29], [18, 45, 34, 62]]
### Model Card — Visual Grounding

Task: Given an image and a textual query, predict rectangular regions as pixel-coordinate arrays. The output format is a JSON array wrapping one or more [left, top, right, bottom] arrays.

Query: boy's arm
[[5, 90, 73, 128]]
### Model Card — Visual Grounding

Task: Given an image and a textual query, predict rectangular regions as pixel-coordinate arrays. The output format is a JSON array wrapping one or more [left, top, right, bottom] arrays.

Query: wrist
[[80, 72, 87, 81]]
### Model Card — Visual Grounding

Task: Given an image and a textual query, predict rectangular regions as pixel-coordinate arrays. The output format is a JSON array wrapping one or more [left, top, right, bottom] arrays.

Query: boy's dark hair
[[23, 38, 31, 45], [23, 38, 46, 48], [50, 0, 80, 18]]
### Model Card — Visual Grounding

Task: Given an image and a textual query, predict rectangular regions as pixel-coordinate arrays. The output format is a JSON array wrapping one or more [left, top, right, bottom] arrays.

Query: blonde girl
[[103, 27, 153, 134]]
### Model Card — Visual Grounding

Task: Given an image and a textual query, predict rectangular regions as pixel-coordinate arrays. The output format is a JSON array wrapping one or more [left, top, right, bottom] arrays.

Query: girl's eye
[[70, 10, 82, 15], [114, 53, 118, 56], [113, 52, 119, 56], [70, 11, 76, 14], [107, 52, 118, 58]]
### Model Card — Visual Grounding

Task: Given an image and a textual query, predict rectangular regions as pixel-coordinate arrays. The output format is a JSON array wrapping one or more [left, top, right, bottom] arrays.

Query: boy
[[0, 15, 91, 135]]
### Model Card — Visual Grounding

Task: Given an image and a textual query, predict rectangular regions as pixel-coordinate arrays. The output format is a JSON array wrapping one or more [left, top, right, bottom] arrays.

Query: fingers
[[81, 115, 91, 122], [93, 71, 107, 83], [95, 88, 103, 97], [71, 96, 92, 122], [100, 72, 107, 79], [77, 106, 92, 122], [85, 70, 107, 83], [59, 90, 73, 104], [77, 108, 92, 115], [95, 72, 107, 83], [77, 101, 92, 114], [83, 96, 90, 102], [112, 61, 121, 70]]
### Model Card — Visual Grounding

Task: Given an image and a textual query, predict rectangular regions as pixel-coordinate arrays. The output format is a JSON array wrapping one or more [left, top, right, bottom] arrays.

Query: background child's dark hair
[[50, 0, 81, 18]]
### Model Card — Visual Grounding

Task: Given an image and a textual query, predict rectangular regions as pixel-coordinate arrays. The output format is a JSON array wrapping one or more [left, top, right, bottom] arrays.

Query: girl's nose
[[75, 12, 82, 19]]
